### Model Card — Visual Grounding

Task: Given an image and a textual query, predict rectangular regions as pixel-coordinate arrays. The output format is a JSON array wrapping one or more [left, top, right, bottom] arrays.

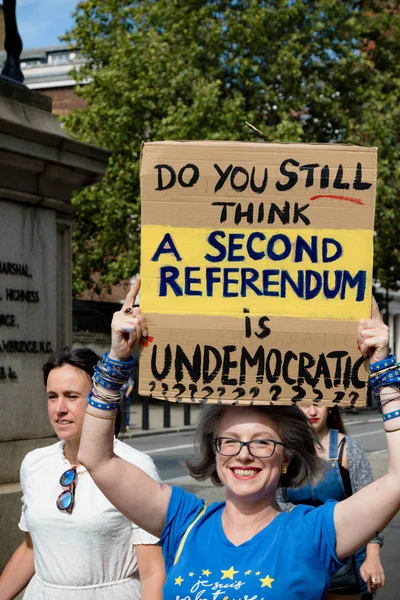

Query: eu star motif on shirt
[[221, 566, 239, 580], [173, 566, 275, 594], [260, 575, 275, 588]]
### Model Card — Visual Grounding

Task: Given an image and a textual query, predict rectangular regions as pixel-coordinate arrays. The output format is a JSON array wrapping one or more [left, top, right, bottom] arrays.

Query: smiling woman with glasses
[[77, 283, 400, 600]]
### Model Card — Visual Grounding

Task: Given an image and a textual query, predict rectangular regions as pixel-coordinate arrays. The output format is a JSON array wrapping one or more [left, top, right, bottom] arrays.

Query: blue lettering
[[281, 270, 305, 298], [262, 270, 280, 296], [159, 266, 183, 296], [240, 268, 262, 296], [206, 268, 221, 296], [205, 231, 226, 263], [323, 270, 342, 299], [341, 270, 367, 302], [228, 233, 245, 262], [305, 271, 322, 299], [267, 234, 291, 261], [294, 236, 318, 263], [184, 267, 202, 296], [322, 238, 343, 262], [247, 232, 266, 260], [151, 233, 182, 262], [223, 268, 239, 297]]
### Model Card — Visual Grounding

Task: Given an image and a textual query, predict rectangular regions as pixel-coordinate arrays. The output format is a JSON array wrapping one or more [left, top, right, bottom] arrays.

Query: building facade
[[0, 44, 87, 116]]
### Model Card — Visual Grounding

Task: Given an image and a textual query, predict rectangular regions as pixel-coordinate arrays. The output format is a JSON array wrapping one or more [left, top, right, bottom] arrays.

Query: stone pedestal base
[[0, 79, 109, 571]]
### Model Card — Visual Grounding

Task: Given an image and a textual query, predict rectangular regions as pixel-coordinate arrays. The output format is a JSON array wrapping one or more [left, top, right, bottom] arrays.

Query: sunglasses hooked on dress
[[56, 467, 77, 513]]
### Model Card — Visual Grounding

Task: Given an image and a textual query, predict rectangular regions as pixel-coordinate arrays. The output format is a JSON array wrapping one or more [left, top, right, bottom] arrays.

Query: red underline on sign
[[309, 194, 365, 205]]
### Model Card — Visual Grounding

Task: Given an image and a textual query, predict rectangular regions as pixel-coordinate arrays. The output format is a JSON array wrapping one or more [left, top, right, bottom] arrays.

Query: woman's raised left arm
[[334, 298, 400, 559]]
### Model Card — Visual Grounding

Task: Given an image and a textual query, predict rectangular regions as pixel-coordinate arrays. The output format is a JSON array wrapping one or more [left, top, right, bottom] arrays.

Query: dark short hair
[[42, 347, 123, 437], [185, 405, 325, 489], [327, 406, 345, 434]]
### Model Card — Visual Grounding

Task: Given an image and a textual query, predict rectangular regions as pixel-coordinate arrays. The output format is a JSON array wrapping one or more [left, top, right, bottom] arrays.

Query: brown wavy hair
[[185, 405, 325, 489], [327, 406, 346, 434]]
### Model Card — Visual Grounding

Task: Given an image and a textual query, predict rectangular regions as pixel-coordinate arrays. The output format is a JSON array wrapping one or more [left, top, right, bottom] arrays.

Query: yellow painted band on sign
[[141, 226, 372, 320]]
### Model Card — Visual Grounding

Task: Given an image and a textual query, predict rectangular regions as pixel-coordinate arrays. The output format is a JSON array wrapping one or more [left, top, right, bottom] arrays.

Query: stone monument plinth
[[0, 78, 110, 568]]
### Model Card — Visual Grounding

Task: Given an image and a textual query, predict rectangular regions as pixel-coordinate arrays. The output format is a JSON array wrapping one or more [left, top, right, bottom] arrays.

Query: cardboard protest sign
[[139, 141, 377, 406]]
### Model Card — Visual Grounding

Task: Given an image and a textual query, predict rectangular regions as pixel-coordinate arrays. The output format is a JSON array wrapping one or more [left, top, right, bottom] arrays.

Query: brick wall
[[40, 86, 86, 116]]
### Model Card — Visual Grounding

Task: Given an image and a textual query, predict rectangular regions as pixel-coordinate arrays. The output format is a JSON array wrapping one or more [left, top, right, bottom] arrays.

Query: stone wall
[[0, 78, 109, 571]]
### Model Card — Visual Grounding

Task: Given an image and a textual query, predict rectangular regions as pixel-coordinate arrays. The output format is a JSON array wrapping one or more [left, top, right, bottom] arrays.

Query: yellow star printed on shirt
[[202, 569, 212, 577], [189, 572, 194, 577], [260, 574, 275, 588], [255, 571, 261, 575], [245, 570, 252, 575], [221, 566, 239, 580], [174, 576, 184, 586]]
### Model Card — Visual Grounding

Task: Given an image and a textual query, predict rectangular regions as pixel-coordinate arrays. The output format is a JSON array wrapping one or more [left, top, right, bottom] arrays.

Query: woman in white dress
[[0, 347, 165, 600]]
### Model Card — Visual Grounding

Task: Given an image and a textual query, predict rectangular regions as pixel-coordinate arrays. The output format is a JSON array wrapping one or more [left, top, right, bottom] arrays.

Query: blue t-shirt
[[160, 487, 343, 600]]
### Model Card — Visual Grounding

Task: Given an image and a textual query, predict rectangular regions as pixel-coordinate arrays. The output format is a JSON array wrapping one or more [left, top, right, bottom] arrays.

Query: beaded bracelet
[[85, 409, 116, 421], [382, 408, 400, 422]]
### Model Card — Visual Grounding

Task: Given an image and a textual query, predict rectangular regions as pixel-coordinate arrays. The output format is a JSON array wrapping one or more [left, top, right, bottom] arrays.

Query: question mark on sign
[[217, 387, 226, 405], [249, 386, 260, 406], [148, 381, 156, 398]]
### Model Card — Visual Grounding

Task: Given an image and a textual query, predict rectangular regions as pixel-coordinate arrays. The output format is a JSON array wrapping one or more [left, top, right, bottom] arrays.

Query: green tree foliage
[[64, 0, 400, 298]]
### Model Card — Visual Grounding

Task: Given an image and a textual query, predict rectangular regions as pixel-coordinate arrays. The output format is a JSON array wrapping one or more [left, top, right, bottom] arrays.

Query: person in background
[[0, 347, 165, 600], [277, 405, 385, 600], [77, 283, 399, 600], [121, 375, 134, 430]]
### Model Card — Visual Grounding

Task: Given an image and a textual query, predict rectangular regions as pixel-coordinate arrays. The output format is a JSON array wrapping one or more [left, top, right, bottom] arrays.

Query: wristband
[[88, 392, 119, 411], [103, 352, 135, 370], [382, 408, 400, 422], [93, 371, 124, 391], [369, 354, 397, 375]]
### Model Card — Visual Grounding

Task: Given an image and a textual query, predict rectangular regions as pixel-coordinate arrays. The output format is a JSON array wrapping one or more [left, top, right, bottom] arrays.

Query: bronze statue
[[1, 0, 24, 83]]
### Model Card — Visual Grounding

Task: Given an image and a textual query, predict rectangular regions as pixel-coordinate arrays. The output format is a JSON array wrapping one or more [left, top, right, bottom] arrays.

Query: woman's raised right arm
[[78, 280, 171, 538], [0, 533, 35, 600]]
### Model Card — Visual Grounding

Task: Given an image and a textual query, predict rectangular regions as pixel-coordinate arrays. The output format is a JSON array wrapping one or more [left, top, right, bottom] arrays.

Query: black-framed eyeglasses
[[214, 437, 286, 458], [56, 467, 77, 513]]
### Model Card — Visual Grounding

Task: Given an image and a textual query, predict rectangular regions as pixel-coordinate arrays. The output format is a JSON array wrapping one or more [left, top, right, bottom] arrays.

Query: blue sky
[[17, 0, 77, 50]]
